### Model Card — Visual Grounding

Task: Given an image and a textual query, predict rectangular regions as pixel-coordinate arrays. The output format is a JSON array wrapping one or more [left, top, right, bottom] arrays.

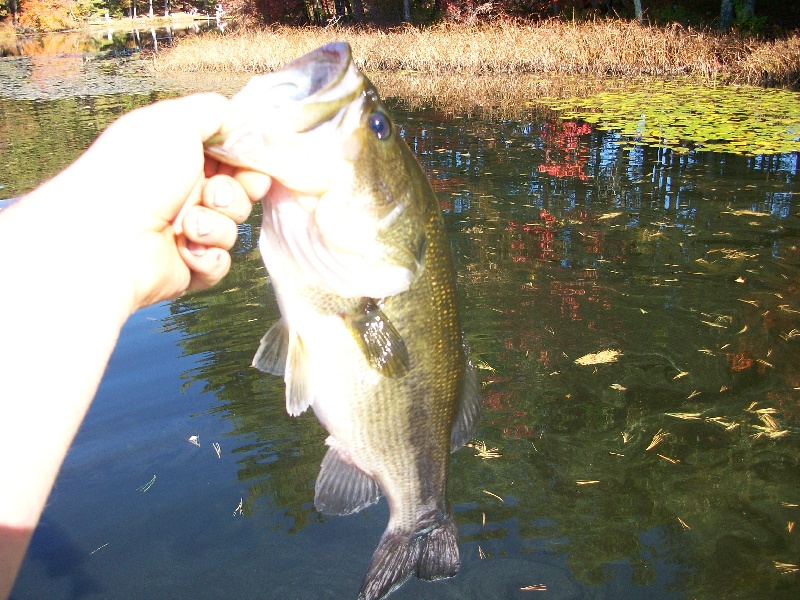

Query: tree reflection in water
[[164, 105, 800, 598]]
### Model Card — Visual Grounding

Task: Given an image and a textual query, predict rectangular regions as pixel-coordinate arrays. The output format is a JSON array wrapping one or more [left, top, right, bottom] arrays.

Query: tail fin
[[358, 513, 459, 600]]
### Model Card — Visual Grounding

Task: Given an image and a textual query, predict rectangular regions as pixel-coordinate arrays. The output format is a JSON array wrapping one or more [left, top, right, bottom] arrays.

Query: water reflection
[[158, 103, 800, 597], [0, 20, 220, 58], [5, 87, 800, 598]]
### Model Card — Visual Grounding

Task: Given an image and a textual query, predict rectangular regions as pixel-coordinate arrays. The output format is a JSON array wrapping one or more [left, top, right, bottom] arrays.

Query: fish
[[204, 42, 481, 600]]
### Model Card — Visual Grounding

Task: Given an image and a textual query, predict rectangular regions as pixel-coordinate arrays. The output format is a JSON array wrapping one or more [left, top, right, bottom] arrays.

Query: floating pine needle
[[468, 440, 502, 459], [725, 209, 769, 217], [575, 349, 622, 365], [666, 412, 702, 420], [233, 498, 243, 516], [474, 359, 496, 372], [698, 348, 715, 355], [678, 517, 691, 530], [478, 545, 487, 559], [705, 416, 739, 430], [788, 521, 795, 533], [137, 475, 156, 493], [483, 490, 504, 503], [673, 371, 689, 380], [608, 451, 625, 457], [657, 454, 680, 464], [687, 390, 701, 400], [738, 299, 760, 307], [482, 512, 486, 528], [701, 320, 727, 328], [646, 429, 670, 451], [188, 435, 200, 447], [88, 542, 110, 556], [610, 383, 627, 390], [598, 212, 623, 220], [576, 480, 600, 485], [775, 562, 799, 575], [759, 412, 779, 429], [781, 329, 800, 341], [781, 502, 799, 508], [707, 248, 758, 260], [520, 584, 548, 591], [213, 442, 221, 458]]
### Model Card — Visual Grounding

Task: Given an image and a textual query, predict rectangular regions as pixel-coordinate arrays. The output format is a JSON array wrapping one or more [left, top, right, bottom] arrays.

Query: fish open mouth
[[268, 42, 353, 104], [239, 41, 363, 121], [204, 41, 365, 166]]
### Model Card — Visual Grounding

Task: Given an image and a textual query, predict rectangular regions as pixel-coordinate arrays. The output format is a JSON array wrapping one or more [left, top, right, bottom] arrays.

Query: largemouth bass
[[205, 42, 481, 600]]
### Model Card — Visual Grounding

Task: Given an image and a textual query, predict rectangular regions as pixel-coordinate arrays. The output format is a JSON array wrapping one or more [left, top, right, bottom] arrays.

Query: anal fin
[[315, 445, 381, 516], [450, 352, 482, 452]]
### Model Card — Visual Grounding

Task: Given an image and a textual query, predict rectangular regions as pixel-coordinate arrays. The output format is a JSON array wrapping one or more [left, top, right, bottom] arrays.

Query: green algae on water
[[544, 81, 800, 156]]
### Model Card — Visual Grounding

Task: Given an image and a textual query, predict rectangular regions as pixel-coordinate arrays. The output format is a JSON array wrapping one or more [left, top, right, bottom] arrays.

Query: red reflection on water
[[538, 120, 593, 181]]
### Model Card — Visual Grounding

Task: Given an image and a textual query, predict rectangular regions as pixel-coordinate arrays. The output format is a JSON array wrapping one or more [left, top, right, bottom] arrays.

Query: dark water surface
[[4, 56, 800, 600]]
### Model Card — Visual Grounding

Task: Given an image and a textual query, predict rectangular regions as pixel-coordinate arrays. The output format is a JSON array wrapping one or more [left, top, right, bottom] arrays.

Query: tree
[[719, 0, 758, 30]]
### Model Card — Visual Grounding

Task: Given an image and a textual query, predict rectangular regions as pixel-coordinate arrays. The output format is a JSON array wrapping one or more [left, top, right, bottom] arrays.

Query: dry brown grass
[[152, 20, 800, 88]]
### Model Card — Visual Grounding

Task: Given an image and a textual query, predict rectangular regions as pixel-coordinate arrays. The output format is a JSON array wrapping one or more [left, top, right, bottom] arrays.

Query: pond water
[[3, 51, 800, 600]]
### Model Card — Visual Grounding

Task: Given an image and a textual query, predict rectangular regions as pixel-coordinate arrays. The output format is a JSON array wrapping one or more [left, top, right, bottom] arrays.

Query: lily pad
[[541, 80, 800, 156]]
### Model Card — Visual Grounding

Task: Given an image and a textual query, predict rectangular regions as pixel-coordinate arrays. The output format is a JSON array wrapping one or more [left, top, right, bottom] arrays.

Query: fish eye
[[367, 112, 391, 140]]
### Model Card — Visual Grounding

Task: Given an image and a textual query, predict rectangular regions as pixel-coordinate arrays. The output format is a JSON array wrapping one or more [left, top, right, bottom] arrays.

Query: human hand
[[33, 93, 270, 314]]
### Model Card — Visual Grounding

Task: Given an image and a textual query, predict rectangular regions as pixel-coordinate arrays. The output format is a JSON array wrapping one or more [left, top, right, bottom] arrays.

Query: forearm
[[0, 173, 133, 597]]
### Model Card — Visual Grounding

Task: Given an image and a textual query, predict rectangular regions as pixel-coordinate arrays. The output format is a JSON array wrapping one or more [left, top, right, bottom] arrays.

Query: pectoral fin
[[315, 445, 381, 516], [345, 301, 410, 377], [252, 321, 312, 416], [450, 353, 482, 452], [252, 320, 290, 376]]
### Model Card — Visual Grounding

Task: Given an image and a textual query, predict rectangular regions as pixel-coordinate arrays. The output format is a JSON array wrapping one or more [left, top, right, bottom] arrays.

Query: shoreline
[[151, 20, 800, 90]]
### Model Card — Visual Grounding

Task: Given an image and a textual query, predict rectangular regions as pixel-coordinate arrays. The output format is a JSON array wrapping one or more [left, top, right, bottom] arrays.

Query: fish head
[[205, 42, 428, 299]]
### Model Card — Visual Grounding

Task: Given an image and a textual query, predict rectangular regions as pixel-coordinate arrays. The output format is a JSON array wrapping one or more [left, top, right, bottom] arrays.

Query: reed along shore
[[152, 19, 800, 89]]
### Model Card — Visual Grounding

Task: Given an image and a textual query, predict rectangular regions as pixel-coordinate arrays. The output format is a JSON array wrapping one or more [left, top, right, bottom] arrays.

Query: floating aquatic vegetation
[[546, 81, 800, 156]]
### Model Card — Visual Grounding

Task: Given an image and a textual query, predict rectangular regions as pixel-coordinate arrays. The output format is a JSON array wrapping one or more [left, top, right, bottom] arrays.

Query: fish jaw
[[204, 42, 366, 191]]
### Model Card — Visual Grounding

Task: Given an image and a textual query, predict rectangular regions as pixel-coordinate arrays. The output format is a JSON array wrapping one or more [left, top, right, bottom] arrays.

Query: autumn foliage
[[17, 0, 79, 31]]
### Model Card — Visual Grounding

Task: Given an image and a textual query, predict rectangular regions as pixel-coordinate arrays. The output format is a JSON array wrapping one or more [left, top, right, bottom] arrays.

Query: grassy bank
[[152, 20, 800, 89]]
